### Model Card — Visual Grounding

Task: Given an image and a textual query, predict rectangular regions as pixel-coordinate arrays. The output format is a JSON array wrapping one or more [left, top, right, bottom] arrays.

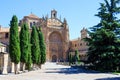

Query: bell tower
[[81, 28, 87, 39], [51, 9, 57, 19]]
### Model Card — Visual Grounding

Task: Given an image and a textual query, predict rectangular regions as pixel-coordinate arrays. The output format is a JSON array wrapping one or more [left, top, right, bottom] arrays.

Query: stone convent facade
[[19, 10, 69, 62], [0, 10, 70, 62], [69, 28, 88, 61], [0, 10, 88, 63]]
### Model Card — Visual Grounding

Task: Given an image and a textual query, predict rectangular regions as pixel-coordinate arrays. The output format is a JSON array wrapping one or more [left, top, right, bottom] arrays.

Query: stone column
[[17, 62, 20, 71], [2, 53, 8, 74], [46, 39, 50, 62], [11, 62, 14, 73]]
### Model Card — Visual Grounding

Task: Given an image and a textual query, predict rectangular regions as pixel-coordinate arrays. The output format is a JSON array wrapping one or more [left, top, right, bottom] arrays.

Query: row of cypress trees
[[9, 15, 46, 74]]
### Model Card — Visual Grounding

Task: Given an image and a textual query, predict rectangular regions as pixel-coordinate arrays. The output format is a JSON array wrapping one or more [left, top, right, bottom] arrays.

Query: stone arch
[[49, 31, 62, 43], [52, 55, 57, 62], [48, 31, 63, 62]]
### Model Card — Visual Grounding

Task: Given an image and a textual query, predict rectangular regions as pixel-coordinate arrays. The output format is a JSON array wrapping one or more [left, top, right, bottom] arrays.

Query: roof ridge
[[28, 13, 39, 18]]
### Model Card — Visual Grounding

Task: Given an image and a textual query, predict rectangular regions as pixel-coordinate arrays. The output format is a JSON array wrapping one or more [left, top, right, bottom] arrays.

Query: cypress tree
[[69, 53, 72, 65], [9, 15, 21, 74], [85, 0, 120, 71], [26, 42, 32, 71], [74, 50, 80, 65], [72, 55, 75, 64], [26, 28, 32, 71], [20, 23, 29, 71], [37, 28, 46, 65], [31, 26, 40, 68]]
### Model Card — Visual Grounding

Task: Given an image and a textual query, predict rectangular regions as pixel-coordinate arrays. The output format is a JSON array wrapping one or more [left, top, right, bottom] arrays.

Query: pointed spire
[[45, 14, 48, 20], [59, 15, 61, 21], [81, 27, 87, 33], [63, 18, 67, 24], [63, 18, 68, 29], [42, 15, 45, 20]]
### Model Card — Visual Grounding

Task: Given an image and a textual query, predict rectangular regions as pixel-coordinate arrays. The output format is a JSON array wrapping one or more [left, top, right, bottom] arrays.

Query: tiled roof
[[28, 13, 39, 19], [0, 27, 9, 32]]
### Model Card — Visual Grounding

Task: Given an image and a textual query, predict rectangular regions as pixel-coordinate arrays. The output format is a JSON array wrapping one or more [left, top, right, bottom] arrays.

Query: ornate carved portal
[[49, 32, 63, 62]]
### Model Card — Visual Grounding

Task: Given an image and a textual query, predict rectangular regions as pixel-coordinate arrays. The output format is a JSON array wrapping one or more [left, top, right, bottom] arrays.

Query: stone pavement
[[0, 62, 120, 80]]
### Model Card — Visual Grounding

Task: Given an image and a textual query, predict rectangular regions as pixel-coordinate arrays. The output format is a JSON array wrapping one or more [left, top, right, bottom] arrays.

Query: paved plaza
[[0, 62, 120, 80]]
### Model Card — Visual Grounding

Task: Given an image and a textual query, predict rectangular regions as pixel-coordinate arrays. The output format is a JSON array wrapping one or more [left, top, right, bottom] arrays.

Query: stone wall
[[69, 28, 88, 61], [0, 52, 9, 74]]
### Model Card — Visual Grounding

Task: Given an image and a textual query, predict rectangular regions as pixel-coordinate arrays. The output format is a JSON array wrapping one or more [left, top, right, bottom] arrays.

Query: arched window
[[75, 44, 77, 47], [5, 33, 9, 38], [53, 13, 56, 18], [80, 43, 82, 46], [30, 22, 32, 28], [33, 22, 36, 25]]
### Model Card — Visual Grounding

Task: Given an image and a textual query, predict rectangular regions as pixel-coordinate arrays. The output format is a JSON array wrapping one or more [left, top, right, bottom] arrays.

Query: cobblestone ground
[[0, 62, 120, 80]]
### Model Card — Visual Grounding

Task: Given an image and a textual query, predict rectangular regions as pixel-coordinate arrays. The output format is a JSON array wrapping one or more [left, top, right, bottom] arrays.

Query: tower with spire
[[81, 27, 87, 39], [19, 9, 69, 62], [51, 9, 57, 19]]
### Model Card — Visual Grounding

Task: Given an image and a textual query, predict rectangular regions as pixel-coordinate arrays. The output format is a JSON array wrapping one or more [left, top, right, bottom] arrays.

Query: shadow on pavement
[[95, 77, 120, 80], [45, 66, 105, 74]]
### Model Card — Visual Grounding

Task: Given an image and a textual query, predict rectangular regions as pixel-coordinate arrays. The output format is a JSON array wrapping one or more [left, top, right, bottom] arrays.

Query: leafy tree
[[20, 23, 29, 71], [85, 0, 120, 71], [37, 28, 46, 65], [31, 26, 40, 67], [9, 15, 21, 74]]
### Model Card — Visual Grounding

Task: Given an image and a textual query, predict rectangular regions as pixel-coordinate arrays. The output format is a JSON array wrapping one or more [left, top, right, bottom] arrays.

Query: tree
[[26, 45, 32, 71], [9, 15, 21, 74], [20, 23, 29, 71], [31, 26, 40, 68], [74, 50, 80, 65], [26, 28, 32, 71], [68, 53, 72, 65], [37, 28, 46, 66], [85, 0, 120, 71]]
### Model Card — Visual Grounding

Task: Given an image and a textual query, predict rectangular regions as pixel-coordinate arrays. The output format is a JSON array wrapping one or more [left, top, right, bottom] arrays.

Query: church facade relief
[[49, 32, 63, 62], [0, 10, 89, 74], [19, 9, 69, 62]]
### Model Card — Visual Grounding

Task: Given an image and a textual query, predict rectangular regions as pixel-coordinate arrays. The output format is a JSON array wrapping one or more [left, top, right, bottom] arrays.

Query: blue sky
[[0, 0, 104, 40]]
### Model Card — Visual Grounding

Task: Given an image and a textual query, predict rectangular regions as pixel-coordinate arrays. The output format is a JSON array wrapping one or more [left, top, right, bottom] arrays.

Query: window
[[80, 43, 82, 46], [33, 22, 36, 25], [30, 22, 32, 28], [53, 13, 56, 18], [5, 33, 9, 38], [75, 44, 77, 47]]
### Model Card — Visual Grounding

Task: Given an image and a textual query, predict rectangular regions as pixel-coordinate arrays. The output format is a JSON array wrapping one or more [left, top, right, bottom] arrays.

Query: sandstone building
[[0, 10, 89, 74], [69, 28, 88, 61], [0, 10, 88, 63], [0, 10, 70, 62], [19, 10, 69, 62]]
